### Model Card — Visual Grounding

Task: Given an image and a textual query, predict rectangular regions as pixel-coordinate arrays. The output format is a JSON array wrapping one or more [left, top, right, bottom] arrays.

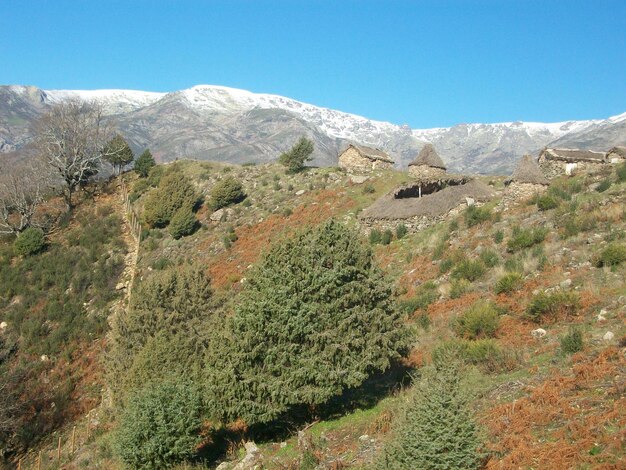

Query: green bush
[[377, 359, 484, 469], [143, 173, 200, 228], [439, 258, 454, 273], [560, 327, 584, 354], [168, 206, 197, 239], [453, 301, 500, 339], [464, 205, 492, 227], [451, 259, 485, 282], [381, 229, 393, 245], [146, 165, 165, 187], [594, 243, 626, 267], [395, 224, 408, 239], [507, 226, 548, 252], [209, 177, 246, 210], [536, 194, 559, 211], [362, 184, 375, 194], [526, 290, 580, 321], [432, 338, 507, 372], [14, 228, 45, 256], [207, 220, 408, 426], [369, 229, 382, 245], [494, 272, 523, 294], [114, 381, 204, 469], [398, 283, 439, 314]]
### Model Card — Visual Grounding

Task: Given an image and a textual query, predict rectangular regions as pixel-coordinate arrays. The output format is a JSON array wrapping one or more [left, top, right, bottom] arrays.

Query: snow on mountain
[[44, 88, 166, 114]]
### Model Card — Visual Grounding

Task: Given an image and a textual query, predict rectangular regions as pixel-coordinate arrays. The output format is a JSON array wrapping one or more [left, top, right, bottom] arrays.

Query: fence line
[[120, 179, 143, 243]]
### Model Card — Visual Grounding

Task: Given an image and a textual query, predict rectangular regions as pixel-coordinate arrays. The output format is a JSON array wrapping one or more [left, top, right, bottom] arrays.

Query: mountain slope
[[1, 84, 624, 173]]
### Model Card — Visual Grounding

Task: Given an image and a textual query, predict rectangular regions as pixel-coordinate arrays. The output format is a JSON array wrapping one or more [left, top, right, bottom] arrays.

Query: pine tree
[[207, 220, 408, 425], [103, 134, 134, 175], [278, 136, 314, 173], [377, 358, 484, 469], [134, 149, 156, 177]]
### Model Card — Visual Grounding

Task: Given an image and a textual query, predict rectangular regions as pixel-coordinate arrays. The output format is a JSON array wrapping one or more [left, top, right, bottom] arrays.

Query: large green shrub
[[14, 227, 45, 256], [143, 172, 199, 227], [114, 380, 204, 469], [207, 221, 407, 425], [209, 177, 246, 210], [377, 359, 484, 469], [168, 206, 197, 239], [453, 301, 500, 339]]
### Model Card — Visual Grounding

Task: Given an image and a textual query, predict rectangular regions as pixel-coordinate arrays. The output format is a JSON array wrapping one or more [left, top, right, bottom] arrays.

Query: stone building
[[408, 144, 447, 179], [337, 144, 394, 172], [502, 154, 549, 206], [538, 148, 606, 178], [607, 146, 626, 163]]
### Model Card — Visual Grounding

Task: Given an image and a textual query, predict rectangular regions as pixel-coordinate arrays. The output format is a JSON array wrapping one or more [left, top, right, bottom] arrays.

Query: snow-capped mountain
[[1, 84, 624, 174]]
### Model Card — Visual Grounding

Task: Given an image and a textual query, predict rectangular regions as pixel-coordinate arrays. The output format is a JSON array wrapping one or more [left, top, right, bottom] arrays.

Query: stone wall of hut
[[408, 165, 446, 179], [338, 147, 392, 172], [500, 182, 547, 209], [538, 157, 606, 179]]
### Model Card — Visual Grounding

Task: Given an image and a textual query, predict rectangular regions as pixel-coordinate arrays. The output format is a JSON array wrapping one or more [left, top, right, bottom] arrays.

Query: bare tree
[[35, 100, 118, 210], [0, 160, 51, 234]]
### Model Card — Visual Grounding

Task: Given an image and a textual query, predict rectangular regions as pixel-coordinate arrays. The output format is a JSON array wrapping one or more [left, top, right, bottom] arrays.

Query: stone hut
[[408, 144, 447, 179], [607, 146, 626, 163], [503, 154, 549, 205], [538, 148, 606, 178], [338, 144, 394, 173]]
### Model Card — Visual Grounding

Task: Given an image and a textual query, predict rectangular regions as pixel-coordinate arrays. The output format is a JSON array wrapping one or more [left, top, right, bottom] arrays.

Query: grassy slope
[[39, 161, 626, 469]]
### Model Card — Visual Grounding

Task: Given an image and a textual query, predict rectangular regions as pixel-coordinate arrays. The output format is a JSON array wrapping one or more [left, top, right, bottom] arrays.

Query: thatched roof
[[408, 144, 446, 169], [343, 144, 394, 163], [360, 179, 495, 220], [511, 155, 549, 185], [607, 146, 626, 158], [540, 148, 606, 163]]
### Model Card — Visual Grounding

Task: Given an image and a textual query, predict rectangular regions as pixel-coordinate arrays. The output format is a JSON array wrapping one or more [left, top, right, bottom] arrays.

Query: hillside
[[4, 157, 624, 469], [2, 85, 625, 173]]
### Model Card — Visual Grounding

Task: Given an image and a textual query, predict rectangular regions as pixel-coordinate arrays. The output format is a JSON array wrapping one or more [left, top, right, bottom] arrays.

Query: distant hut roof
[[360, 179, 495, 220], [607, 146, 626, 158], [511, 154, 549, 185], [408, 144, 446, 169], [345, 144, 394, 163], [541, 148, 606, 163]]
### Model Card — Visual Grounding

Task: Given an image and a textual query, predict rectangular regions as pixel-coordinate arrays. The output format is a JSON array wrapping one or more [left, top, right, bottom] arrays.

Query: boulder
[[0, 321, 7, 330], [350, 175, 369, 184], [531, 328, 547, 338], [603, 331, 614, 342], [295, 189, 306, 196]]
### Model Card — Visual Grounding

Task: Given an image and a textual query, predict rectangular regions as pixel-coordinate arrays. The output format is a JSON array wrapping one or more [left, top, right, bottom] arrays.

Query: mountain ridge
[[1, 84, 625, 174]]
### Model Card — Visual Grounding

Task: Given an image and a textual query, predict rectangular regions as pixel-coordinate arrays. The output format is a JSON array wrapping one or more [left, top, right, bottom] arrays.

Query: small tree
[[278, 136, 314, 173], [208, 220, 407, 425], [135, 149, 156, 177], [209, 177, 245, 210], [114, 380, 204, 469], [377, 358, 484, 469], [103, 134, 134, 175], [13, 227, 45, 256]]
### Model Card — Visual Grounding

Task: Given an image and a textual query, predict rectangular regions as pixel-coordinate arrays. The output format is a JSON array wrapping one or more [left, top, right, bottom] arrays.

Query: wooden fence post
[[57, 436, 62, 464], [17, 458, 21, 470], [37, 451, 41, 470]]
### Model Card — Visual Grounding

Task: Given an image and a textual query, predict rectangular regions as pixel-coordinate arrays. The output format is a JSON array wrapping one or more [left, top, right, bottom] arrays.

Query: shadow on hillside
[[197, 360, 414, 465]]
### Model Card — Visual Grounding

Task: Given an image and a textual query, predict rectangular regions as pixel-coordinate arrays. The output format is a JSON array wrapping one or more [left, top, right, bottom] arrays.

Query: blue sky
[[1, 0, 624, 128]]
